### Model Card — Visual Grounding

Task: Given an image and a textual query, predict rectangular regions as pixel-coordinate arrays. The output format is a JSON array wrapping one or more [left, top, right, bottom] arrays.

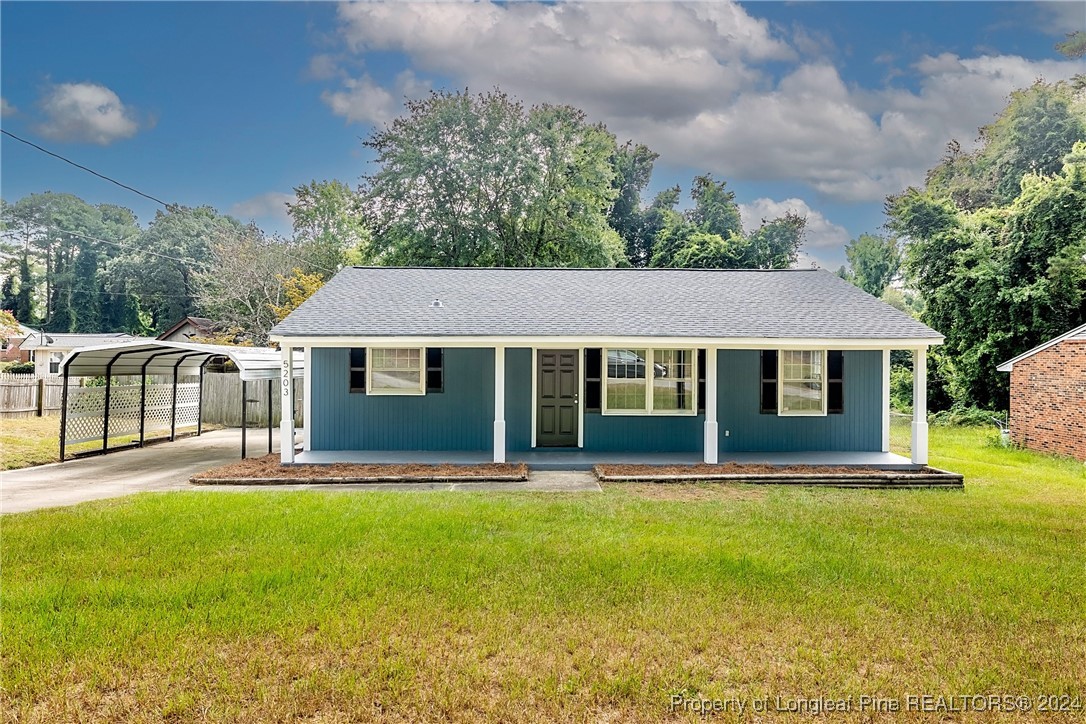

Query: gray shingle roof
[[270, 267, 943, 341], [19, 332, 140, 351]]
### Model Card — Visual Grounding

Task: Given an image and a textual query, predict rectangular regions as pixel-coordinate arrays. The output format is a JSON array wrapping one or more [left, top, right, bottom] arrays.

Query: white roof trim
[[271, 334, 940, 349], [60, 340, 304, 381], [997, 322, 1086, 372]]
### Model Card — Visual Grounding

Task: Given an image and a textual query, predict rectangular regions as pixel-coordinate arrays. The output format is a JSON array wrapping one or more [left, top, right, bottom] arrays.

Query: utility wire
[[3, 130, 337, 274], [34, 224, 338, 276], [45, 226, 192, 264], [1, 129, 173, 209]]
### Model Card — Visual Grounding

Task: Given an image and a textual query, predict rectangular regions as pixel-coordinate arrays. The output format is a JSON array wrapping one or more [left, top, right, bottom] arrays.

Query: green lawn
[[3, 427, 1084, 721], [0, 417, 205, 470]]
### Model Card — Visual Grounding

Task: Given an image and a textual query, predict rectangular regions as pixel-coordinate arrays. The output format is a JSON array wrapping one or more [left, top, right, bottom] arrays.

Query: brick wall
[[1009, 340, 1086, 461]]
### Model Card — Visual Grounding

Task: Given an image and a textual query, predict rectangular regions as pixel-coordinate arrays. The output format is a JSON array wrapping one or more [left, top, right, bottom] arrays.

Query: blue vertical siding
[[310, 347, 493, 451], [718, 349, 882, 453], [309, 346, 883, 454], [505, 348, 533, 452], [584, 412, 704, 452]]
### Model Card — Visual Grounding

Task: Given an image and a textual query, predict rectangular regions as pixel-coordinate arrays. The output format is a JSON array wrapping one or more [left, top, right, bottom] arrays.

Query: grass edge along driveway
[[2, 426, 1084, 721]]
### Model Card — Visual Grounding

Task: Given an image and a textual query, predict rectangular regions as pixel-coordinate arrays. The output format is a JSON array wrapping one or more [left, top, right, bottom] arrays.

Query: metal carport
[[58, 341, 304, 461]]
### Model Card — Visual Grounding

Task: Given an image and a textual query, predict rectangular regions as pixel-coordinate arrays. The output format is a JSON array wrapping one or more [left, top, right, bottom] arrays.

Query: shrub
[[2, 361, 35, 374], [929, 406, 1006, 428]]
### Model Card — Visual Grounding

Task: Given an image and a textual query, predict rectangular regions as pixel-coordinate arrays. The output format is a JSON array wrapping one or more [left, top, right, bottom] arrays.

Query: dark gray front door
[[537, 350, 579, 447]]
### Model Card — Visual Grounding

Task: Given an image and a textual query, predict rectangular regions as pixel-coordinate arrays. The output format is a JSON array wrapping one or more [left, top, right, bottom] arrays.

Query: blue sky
[[2, 1, 1083, 269]]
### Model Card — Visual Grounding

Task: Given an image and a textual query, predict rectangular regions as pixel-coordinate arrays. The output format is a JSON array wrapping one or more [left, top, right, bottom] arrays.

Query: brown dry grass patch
[[598, 463, 916, 477], [192, 454, 528, 481], [606, 481, 768, 502]]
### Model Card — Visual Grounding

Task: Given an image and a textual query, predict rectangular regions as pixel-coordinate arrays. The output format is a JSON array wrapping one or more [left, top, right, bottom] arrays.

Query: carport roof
[[61, 340, 303, 381]]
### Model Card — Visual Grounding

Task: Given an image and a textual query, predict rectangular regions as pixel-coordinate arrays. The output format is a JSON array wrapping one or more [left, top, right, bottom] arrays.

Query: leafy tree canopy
[[843, 233, 901, 297], [363, 89, 622, 267]]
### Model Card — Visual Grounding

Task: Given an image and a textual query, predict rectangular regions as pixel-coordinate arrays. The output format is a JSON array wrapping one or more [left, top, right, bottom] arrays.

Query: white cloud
[[333, 1, 791, 124], [624, 54, 1081, 200], [739, 197, 850, 250], [1035, 1, 1086, 35], [321, 2, 1083, 202], [35, 82, 141, 145], [322, 70, 429, 126], [230, 191, 296, 227], [307, 53, 340, 81], [0, 97, 15, 117]]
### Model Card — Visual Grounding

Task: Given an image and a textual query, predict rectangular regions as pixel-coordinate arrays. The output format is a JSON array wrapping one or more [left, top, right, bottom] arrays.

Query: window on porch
[[602, 347, 696, 415], [760, 349, 844, 416]]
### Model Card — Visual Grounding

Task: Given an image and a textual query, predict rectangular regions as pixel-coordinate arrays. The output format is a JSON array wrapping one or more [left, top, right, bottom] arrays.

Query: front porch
[[292, 448, 920, 471]]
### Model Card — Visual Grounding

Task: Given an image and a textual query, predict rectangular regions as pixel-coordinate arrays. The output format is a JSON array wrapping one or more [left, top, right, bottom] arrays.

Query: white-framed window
[[778, 349, 826, 415], [48, 352, 63, 375], [602, 348, 696, 415], [367, 347, 425, 395]]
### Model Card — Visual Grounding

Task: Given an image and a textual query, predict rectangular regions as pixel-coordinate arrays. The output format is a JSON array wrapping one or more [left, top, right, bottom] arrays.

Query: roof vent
[[430, 298, 443, 308]]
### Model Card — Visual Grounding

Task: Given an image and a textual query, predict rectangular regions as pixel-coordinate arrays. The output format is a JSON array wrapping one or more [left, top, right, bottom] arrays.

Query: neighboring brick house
[[1, 324, 35, 364], [997, 323, 1086, 461]]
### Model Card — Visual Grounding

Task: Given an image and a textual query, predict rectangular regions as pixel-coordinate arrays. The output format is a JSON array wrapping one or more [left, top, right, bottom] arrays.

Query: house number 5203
[[281, 361, 291, 397]]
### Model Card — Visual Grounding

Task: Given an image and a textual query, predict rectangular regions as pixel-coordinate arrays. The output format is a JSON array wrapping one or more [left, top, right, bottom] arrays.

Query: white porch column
[[703, 347, 718, 464], [882, 348, 891, 453], [493, 346, 506, 463], [279, 345, 295, 464], [302, 345, 312, 452], [911, 347, 928, 465]]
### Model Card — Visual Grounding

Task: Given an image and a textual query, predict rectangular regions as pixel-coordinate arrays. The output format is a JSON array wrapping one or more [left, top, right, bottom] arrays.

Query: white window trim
[[777, 349, 828, 417], [601, 347, 698, 416], [366, 347, 426, 395]]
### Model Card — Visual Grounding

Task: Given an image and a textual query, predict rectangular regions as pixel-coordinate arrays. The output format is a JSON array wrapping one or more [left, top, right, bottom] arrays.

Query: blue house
[[270, 267, 941, 468]]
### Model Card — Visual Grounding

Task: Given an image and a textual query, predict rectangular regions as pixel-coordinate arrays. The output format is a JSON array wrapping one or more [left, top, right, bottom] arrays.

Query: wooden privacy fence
[[0, 373, 76, 418], [199, 372, 304, 428]]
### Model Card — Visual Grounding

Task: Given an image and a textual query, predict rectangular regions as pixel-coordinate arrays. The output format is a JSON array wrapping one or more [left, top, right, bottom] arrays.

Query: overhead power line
[[1, 129, 173, 209], [3, 130, 337, 275], [46, 226, 192, 264], [38, 224, 338, 276]]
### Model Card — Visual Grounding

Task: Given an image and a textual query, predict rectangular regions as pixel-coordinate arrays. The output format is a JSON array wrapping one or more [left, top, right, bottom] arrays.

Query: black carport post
[[169, 353, 203, 442], [197, 358, 211, 436], [59, 362, 71, 462], [267, 378, 273, 454], [101, 350, 128, 452], [137, 350, 183, 448]]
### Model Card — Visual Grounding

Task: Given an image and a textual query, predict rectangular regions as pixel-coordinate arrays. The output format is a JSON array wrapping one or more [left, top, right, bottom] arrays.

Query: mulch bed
[[192, 455, 528, 485]]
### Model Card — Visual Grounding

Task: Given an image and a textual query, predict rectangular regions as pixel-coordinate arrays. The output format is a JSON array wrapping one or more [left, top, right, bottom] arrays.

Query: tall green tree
[[843, 233, 901, 296], [888, 141, 1086, 410], [688, 174, 743, 239], [362, 89, 622, 267], [15, 254, 34, 323], [649, 180, 804, 270], [607, 141, 659, 267], [924, 79, 1086, 210], [0, 193, 139, 332], [288, 180, 369, 272], [106, 206, 232, 334]]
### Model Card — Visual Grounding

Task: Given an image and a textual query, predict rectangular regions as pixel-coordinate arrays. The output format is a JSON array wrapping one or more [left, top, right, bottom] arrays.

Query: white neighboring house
[[19, 332, 146, 376]]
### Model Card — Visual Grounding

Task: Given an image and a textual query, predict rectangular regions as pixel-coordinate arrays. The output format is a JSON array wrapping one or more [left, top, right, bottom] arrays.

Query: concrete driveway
[[1, 428, 273, 515], [1, 430, 600, 514]]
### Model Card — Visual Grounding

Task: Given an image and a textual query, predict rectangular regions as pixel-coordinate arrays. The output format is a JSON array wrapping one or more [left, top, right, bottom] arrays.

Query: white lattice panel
[[144, 384, 175, 433], [175, 382, 201, 428], [65, 386, 106, 444], [106, 385, 142, 439], [65, 381, 203, 445]]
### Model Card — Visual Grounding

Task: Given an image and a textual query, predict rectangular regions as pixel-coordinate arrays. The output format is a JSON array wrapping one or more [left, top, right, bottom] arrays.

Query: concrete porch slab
[[292, 449, 920, 471]]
